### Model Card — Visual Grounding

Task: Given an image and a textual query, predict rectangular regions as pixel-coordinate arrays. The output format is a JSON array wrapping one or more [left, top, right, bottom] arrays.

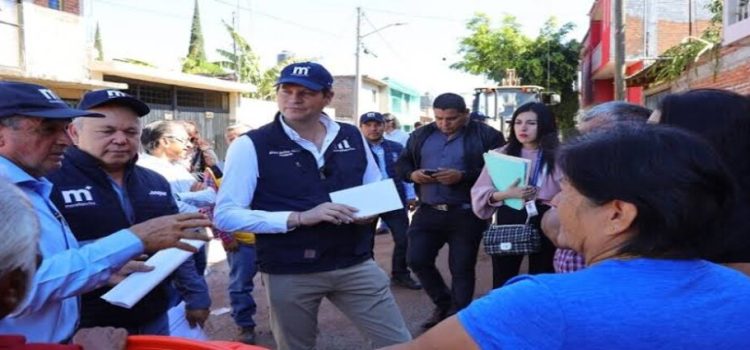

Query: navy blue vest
[[48, 147, 178, 328], [369, 139, 408, 204], [249, 114, 371, 274]]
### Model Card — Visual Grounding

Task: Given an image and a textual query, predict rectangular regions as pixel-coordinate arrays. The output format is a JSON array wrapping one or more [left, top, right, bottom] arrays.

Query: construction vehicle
[[471, 69, 560, 134]]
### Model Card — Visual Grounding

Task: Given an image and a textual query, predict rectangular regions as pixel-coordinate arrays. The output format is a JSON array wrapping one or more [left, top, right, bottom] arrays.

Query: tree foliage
[[182, 0, 222, 74], [94, 22, 104, 60], [214, 23, 301, 100], [452, 14, 581, 130]]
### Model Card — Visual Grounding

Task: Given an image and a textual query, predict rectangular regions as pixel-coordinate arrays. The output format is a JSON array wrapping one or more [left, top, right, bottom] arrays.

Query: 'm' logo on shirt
[[61, 186, 96, 208]]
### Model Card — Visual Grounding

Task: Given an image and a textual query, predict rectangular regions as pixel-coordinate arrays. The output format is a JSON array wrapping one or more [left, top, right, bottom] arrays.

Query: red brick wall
[[689, 61, 750, 95], [655, 20, 711, 55], [33, 0, 80, 15]]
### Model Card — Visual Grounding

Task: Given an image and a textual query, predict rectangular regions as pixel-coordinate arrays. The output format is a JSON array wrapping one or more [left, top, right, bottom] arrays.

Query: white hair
[[226, 123, 252, 134], [0, 179, 40, 302]]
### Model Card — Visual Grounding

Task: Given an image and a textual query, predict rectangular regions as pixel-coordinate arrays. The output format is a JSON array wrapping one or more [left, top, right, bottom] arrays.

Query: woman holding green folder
[[471, 102, 561, 288]]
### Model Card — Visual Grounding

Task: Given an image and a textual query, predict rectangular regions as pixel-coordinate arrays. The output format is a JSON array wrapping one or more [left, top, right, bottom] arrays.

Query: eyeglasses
[[165, 136, 190, 145]]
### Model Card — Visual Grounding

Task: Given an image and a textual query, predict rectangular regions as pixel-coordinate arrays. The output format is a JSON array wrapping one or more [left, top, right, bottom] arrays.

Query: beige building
[[0, 0, 253, 157]]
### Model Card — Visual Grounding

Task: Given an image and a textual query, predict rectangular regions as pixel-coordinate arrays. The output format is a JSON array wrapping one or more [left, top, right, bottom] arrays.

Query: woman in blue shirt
[[384, 124, 750, 349]]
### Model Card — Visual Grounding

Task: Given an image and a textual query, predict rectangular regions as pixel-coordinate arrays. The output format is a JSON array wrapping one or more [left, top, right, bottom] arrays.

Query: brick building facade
[[33, 0, 79, 15], [580, 0, 713, 108], [631, 1, 750, 108]]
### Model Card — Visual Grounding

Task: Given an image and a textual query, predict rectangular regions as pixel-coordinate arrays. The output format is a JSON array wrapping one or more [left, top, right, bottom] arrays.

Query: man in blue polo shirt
[[359, 111, 421, 290], [215, 62, 410, 350], [0, 81, 211, 343]]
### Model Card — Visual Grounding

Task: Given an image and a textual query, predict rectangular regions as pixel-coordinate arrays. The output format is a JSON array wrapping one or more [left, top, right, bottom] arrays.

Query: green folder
[[482, 151, 531, 210]]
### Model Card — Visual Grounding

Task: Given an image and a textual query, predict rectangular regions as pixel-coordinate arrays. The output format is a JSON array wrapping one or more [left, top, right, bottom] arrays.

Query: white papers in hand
[[101, 239, 204, 309], [329, 179, 404, 218]]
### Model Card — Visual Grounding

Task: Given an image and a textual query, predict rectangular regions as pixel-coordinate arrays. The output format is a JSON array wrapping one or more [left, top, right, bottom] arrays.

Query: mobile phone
[[423, 169, 438, 176]]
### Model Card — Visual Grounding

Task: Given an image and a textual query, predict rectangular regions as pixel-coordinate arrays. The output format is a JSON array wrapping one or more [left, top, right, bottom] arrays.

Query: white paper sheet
[[329, 179, 403, 218], [101, 239, 205, 309]]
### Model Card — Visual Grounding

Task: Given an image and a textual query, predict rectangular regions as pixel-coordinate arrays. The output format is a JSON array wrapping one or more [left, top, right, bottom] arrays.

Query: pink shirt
[[471, 146, 561, 220]]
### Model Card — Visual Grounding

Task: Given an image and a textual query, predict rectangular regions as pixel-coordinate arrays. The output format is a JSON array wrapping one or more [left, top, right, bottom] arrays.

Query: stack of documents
[[482, 151, 531, 210]]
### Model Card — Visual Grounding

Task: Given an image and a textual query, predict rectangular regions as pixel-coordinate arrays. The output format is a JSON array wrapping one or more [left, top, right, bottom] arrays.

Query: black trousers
[[490, 204, 555, 288], [407, 205, 488, 311], [369, 208, 412, 277]]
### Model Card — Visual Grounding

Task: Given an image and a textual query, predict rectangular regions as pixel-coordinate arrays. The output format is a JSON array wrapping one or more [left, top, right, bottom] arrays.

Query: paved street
[[202, 233, 499, 349]]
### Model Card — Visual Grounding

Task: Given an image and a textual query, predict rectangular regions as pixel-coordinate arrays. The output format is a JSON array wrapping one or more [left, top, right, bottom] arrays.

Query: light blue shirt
[[0, 156, 144, 343], [214, 114, 382, 234], [369, 141, 415, 200]]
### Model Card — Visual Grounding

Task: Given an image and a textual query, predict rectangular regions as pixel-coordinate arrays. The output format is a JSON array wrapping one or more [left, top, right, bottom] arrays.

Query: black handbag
[[482, 223, 541, 256]]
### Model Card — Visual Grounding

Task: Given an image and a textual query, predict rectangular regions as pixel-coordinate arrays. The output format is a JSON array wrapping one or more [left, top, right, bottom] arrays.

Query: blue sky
[[89, 0, 592, 95]]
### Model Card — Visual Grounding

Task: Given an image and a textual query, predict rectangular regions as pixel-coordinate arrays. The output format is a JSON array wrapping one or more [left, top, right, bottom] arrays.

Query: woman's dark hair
[[506, 102, 559, 173], [141, 120, 181, 154], [557, 124, 736, 259], [657, 89, 750, 262]]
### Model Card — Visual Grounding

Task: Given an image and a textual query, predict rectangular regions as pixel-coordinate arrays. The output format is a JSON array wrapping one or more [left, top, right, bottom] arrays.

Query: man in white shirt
[[214, 62, 410, 350]]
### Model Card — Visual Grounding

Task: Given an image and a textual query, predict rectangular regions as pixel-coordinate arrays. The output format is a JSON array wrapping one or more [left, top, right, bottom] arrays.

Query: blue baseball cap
[[0, 81, 104, 119], [359, 111, 385, 124], [78, 89, 150, 117], [276, 62, 333, 91]]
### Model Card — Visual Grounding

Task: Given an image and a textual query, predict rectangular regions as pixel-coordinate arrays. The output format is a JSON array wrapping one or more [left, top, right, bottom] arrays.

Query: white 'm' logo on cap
[[106, 90, 127, 98], [38, 89, 61, 101], [291, 66, 310, 76]]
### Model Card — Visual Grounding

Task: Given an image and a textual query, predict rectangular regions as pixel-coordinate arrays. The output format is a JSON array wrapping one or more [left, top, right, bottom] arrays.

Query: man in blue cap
[[46, 90, 211, 335], [0, 81, 211, 343], [359, 111, 421, 290], [215, 62, 411, 349]]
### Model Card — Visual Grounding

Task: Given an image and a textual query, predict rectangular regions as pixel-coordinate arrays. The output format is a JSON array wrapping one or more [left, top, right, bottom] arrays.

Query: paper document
[[329, 179, 403, 218], [483, 151, 531, 210], [101, 238, 205, 309]]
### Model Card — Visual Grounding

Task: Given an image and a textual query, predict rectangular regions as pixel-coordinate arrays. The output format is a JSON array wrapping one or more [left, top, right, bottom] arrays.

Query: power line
[[362, 13, 404, 61], [362, 7, 466, 23], [211, 0, 346, 38]]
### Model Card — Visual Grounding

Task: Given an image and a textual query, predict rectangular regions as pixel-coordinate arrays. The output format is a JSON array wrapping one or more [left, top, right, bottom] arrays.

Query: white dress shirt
[[214, 114, 381, 234]]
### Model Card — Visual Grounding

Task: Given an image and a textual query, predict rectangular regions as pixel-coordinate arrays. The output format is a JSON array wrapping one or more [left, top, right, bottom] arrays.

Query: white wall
[[22, 3, 89, 81], [0, 0, 20, 68]]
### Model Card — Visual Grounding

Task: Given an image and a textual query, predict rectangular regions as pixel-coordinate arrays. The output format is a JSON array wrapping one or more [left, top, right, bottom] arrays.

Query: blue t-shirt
[[458, 258, 750, 349]]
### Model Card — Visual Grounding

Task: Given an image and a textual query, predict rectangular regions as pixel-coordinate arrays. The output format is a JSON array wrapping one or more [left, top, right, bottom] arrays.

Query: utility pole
[[354, 7, 362, 120], [353, 7, 405, 120], [613, 0, 626, 100]]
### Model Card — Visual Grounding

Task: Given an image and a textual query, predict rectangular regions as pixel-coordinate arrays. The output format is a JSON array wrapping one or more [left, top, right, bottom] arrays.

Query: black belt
[[424, 203, 472, 211]]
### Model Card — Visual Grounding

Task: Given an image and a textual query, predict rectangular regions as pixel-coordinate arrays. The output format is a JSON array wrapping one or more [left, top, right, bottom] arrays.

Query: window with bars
[[103, 76, 229, 112]]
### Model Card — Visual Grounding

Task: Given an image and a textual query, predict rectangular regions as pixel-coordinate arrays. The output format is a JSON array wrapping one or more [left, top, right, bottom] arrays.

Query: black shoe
[[391, 275, 422, 290], [421, 307, 449, 330], [238, 327, 256, 345]]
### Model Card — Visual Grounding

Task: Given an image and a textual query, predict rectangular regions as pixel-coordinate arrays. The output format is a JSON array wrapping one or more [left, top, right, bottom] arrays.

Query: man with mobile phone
[[397, 93, 504, 330]]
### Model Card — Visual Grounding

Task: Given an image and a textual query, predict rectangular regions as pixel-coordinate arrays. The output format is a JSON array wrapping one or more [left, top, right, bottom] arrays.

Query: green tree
[[182, 0, 222, 74], [214, 23, 300, 100], [94, 22, 104, 60], [453, 14, 581, 130]]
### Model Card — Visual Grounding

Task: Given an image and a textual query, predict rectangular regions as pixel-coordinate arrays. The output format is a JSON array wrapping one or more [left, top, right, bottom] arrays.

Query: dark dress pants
[[407, 205, 488, 312], [379, 208, 411, 277]]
